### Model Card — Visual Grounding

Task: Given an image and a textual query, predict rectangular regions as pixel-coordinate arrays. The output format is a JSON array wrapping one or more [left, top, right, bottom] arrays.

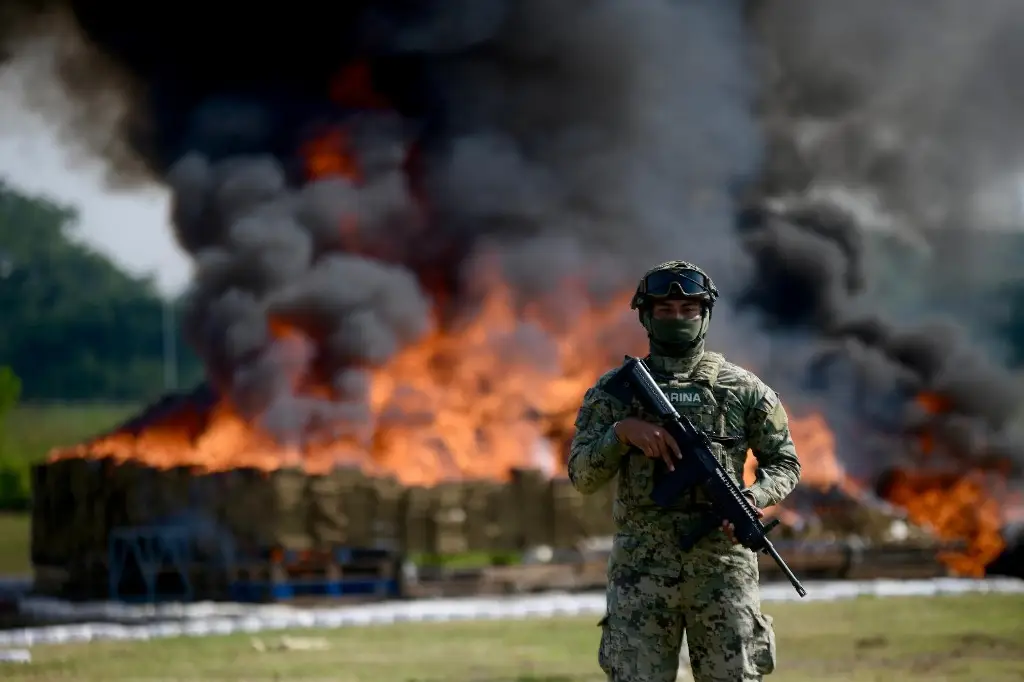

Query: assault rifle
[[604, 355, 807, 598]]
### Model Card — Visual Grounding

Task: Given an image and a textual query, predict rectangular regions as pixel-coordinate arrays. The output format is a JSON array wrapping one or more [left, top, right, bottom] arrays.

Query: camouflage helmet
[[630, 260, 719, 311]]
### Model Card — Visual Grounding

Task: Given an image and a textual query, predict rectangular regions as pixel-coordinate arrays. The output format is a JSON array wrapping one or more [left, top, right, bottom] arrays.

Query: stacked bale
[[401, 485, 435, 554], [30, 457, 626, 599], [307, 468, 405, 550], [551, 476, 616, 547], [31, 458, 108, 595], [509, 468, 554, 548], [219, 467, 310, 553], [430, 483, 470, 555], [461, 480, 509, 552]]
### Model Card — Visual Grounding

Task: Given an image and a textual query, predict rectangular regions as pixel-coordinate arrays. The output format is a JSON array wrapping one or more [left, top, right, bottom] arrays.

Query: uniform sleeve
[[744, 385, 802, 509], [567, 375, 631, 495]]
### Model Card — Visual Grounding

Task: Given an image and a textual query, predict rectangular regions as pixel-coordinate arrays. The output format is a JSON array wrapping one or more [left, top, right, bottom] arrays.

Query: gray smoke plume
[[752, 0, 1024, 234], [3, 0, 1024, 490], [122, 0, 761, 448], [744, 0, 1024, 480], [0, 7, 151, 186], [168, 149, 432, 444]]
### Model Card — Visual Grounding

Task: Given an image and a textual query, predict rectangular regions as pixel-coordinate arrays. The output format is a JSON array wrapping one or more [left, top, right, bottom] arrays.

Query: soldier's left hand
[[722, 494, 764, 544]]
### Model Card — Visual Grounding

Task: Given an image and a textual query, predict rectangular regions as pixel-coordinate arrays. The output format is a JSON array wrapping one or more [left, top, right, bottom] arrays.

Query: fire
[[53, 61, 642, 483], [915, 391, 953, 454], [743, 412, 850, 519], [786, 413, 847, 489], [47, 61, 1015, 580], [915, 392, 952, 414], [301, 61, 391, 184], [50, 309, 1010, 576], [302, 128, 361, 183], [881, 469, 1007, 577], [872, 390, 1014, 576], [365, 285, 636, 483], [740, 399, 1010, 576], [53, 280, 636, 483], [330, 62, 390, 111]]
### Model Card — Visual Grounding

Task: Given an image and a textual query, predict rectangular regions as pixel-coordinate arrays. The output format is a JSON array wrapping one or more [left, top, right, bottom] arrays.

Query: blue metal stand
[[227, 547, 400, 602], [228, 576, 399, 602], [108, 526, 194, 603]]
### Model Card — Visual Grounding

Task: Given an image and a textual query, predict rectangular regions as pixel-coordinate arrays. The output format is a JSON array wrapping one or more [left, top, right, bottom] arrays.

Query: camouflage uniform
[[569, 262, 801, 682]]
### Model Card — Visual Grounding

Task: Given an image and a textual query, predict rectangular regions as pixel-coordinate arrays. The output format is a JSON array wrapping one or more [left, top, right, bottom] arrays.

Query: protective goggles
[[638, 269, 713, 298]]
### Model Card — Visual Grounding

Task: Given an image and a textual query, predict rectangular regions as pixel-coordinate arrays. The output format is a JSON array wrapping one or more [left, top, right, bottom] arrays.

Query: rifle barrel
[[764, 542, 807, 598]]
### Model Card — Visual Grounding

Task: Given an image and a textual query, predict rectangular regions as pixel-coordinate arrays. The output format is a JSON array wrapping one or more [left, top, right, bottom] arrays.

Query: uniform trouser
[[598, 534, 777, 682]]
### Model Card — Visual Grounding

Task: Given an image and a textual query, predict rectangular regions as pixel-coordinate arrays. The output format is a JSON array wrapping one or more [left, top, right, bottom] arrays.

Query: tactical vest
[[616, 352, 747, 510]]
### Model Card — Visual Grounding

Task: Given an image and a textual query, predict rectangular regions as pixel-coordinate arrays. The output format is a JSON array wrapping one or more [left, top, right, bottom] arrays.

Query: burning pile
[[3, 1, 1023, 579]]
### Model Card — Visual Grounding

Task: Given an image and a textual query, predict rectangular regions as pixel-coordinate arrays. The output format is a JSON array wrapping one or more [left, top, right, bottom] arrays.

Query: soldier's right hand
[[613, 418, 683, 471]]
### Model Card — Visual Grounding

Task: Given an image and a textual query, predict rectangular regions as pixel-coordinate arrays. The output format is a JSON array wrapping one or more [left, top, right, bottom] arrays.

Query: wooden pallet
[[31, 565, 70, 598], [228, 547, 400, 602], [757, 542, 848, 579], [31, 539, 959, 603], [403, 559, 608, 599], [403, 540, 953, 599], [844, 545, 951, 580]]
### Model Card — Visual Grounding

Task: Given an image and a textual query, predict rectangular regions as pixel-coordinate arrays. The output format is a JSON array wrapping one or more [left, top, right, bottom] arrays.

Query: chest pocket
[[709, 388, 751, 487], [616, 355, 748, 508], [665, 382, 747, 489]]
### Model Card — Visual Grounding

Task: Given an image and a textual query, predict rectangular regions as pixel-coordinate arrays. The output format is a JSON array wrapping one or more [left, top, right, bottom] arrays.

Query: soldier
[[568, 261, 802, 682]]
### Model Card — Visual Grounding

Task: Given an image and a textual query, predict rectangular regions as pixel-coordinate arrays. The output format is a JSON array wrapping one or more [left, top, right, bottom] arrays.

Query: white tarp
[[1, 577, 1022, 648]]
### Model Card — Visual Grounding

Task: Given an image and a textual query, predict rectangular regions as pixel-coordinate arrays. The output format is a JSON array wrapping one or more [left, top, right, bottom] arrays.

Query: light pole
[[0, 250, 13, 279], [162, 297, 178, 391]]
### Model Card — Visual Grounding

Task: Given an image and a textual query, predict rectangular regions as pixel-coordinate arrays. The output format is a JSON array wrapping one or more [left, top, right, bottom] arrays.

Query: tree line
[[0, 179, 212, 508], [0, 178, 204, 403]]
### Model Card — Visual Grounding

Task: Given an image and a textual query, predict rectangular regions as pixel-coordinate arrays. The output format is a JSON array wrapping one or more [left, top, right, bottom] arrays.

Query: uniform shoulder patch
[[575, 405, 594, 430], [766, 399, 788, 432]]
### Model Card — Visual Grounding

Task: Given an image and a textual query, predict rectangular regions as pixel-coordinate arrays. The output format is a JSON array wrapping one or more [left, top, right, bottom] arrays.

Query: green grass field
[[3, 594, 1022, 681], [0, 404, 135, 575], [1, 406, 1022, 681], [0, 513, 29, 575], [0, 403, 138, 466]]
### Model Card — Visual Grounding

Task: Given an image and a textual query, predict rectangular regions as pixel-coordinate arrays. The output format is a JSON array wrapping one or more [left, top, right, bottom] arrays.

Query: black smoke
[[3, 0, 1024, 490], [738, 0, 1024, 486], [1, 1, 762, 454]]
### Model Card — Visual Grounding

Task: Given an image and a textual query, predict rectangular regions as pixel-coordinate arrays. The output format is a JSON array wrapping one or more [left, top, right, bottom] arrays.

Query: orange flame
[[330, 62, 390, 110], [47, 62, 1016, 580], [51, 318, 1011, 576], [53, 280, 638, 483], [915, 391, 953, 455], [882, 469, 1007, 577], [916, 391, 952, 414], [302, 128, 362, 183]]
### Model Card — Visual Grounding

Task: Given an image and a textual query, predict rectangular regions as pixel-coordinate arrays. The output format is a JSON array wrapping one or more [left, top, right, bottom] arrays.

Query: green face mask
[[648, 316, 704, 346]]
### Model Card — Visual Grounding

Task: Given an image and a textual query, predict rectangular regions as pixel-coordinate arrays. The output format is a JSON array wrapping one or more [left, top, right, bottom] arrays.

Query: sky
[[0, 67, 191, 296]]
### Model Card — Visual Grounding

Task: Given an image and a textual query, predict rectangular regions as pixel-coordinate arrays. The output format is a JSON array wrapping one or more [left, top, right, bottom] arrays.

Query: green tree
[[0, 365, 26, 509], [994, 278, 1024, 368], [0, 179, 203, 401], [0, 365, 18, 418]]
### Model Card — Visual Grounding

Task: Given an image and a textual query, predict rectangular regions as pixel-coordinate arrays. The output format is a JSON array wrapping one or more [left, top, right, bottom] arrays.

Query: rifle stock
[[604, 355, 807, 598]]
